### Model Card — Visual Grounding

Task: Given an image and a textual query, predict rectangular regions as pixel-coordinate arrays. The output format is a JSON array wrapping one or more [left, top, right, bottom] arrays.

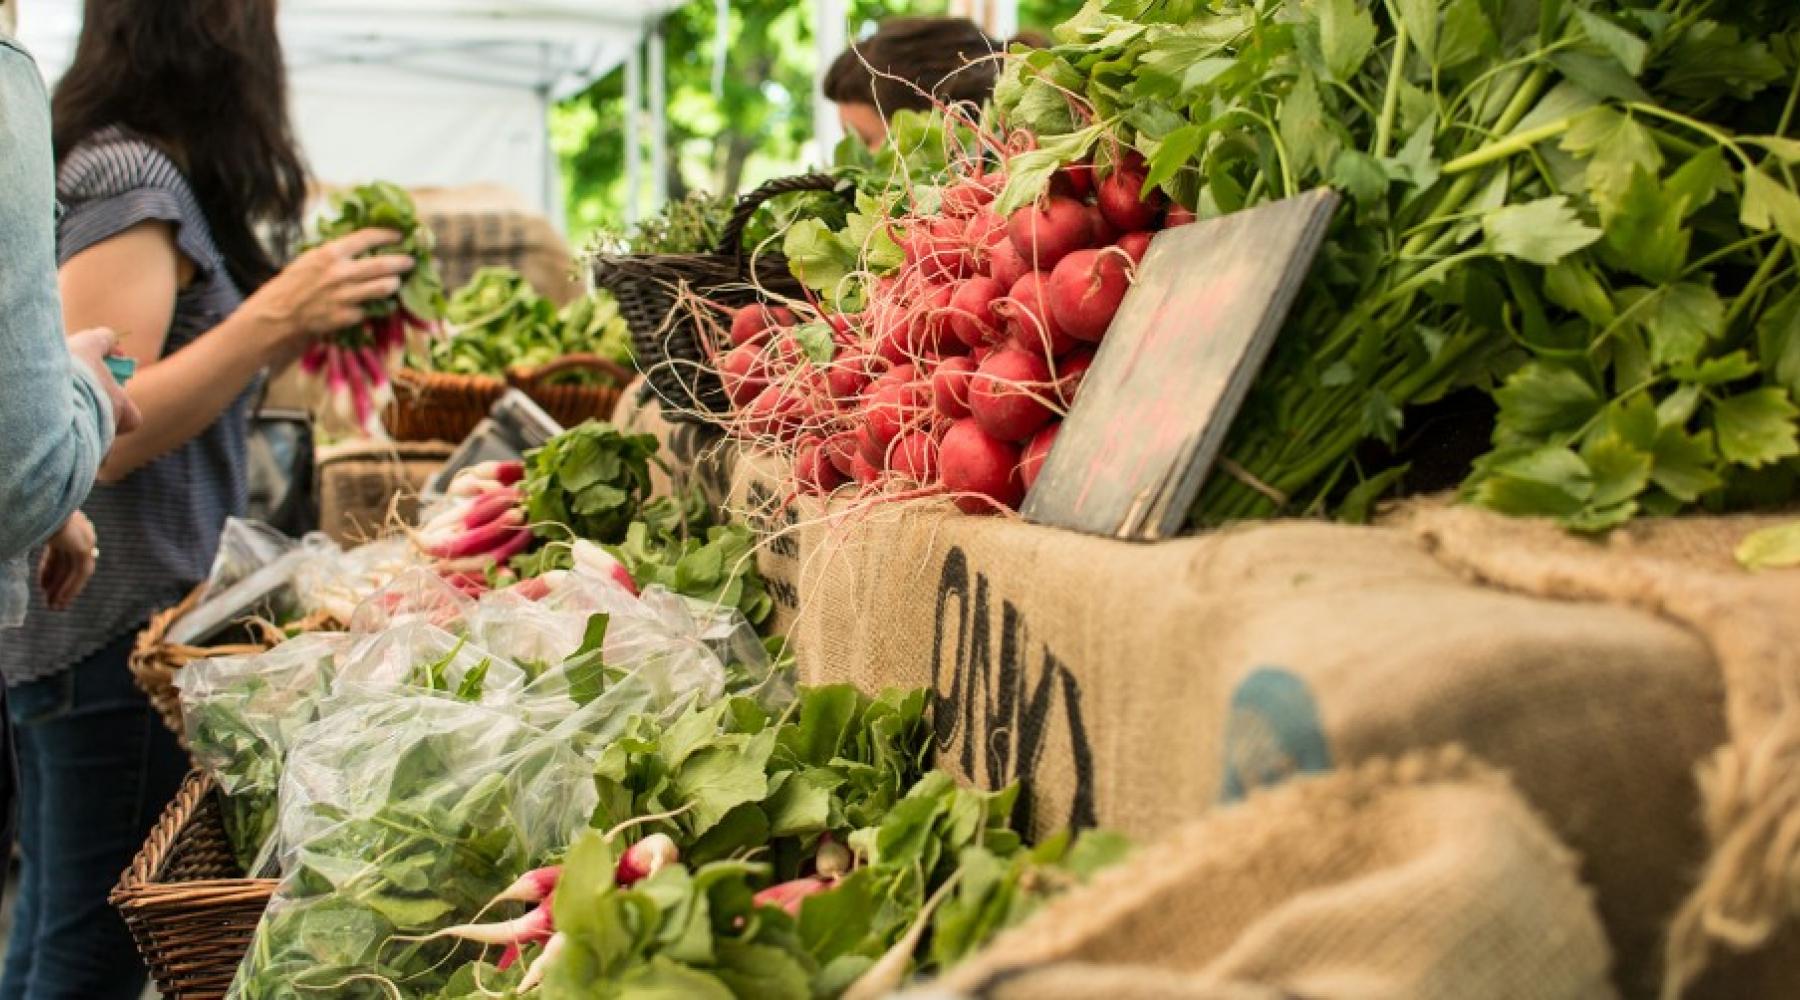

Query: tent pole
[[649, 22, 669, 211], [624, 44, 643, 225], [813, 0, 847, 163]]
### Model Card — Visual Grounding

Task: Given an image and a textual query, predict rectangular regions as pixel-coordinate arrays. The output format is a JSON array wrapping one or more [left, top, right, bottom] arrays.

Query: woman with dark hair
[[0, 2, 412, 995], [823, 16, 1007, 149]]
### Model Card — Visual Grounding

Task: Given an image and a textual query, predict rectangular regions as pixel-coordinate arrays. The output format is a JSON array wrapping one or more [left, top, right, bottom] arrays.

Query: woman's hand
[[38, 512, 98, 611], [66, 327, 143, 434], [242, 229, 416, 347]]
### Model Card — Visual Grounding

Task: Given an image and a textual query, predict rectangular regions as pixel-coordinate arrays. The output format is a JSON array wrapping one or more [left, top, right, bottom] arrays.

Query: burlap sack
[[1398, 504, 1800, 999], [722, 453, 1722, 997], [610, 378, 736, 509], [411, 184, 582, 306], [924, 748, 1616, 1000], [313, 439, 450, 545]]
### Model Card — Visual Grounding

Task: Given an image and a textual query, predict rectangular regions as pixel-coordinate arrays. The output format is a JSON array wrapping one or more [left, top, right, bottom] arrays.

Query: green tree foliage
[[552, 0, 1080, 240]]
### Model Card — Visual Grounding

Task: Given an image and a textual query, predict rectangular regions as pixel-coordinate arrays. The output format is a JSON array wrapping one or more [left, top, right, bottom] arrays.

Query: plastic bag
[[333, 620, 527, 706], [228, 695, 595, 1000], [289, 534, 421, 624], [346, 566, 474, 633], [202, 518, 297, 596], [175, 632, 353, 875]]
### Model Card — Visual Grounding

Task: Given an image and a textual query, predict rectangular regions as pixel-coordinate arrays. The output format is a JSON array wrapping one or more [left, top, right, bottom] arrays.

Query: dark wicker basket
[[382, 367, 509, 443], [592, 173, 851, 425], [507, 353, 635, 430], [111, 771, 276, 1000]]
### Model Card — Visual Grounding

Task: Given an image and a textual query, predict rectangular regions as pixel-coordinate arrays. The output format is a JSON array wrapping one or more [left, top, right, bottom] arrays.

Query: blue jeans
[[1, 629, 188, 1000]]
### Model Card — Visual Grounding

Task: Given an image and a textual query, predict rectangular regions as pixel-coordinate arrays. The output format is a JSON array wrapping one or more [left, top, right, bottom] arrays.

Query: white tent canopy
[[17, 0, 686, 225]]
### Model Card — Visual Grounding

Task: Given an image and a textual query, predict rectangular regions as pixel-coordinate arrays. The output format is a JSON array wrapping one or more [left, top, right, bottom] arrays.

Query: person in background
[[823, 16, 1021, 150], [0, 1, 415, 996]]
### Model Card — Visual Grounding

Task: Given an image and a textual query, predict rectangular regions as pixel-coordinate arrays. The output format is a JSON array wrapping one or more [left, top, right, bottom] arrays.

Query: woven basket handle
[[716, 173, 849, 260], [508, 353, 635, 388]]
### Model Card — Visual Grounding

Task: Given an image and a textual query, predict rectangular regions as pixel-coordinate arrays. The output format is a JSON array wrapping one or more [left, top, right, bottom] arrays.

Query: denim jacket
[[0, 36, 116, 626]]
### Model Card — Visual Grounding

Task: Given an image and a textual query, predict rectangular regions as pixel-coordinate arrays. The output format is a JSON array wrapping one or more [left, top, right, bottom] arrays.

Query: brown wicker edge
[[129, 587, 340, 747], [383, 367, 509, 443], [111, 771, 276, 1000], [593, 172, 851, 425], [507, 353, 635, 429]]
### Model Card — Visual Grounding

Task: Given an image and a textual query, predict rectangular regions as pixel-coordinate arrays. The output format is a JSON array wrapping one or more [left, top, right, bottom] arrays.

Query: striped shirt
[[0, 126, 258, 684]]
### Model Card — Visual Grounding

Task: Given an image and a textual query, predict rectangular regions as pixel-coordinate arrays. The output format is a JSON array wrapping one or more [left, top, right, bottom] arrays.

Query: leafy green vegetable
[[521, 422, 662, 545], [306, 181, 446, 326], [988, 0, 1800, 530], [608, 521, 774, 626], [422, 267, 632, 382]]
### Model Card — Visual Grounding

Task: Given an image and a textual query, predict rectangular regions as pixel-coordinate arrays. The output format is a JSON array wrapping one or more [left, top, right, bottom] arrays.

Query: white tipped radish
[[615, 833, 679, 887], [517, 931, 566, 993], [461, 486, 523, 530], [428, 509, 524, 560], [815, 837, 852, 879], [492, 865, 562, 906], [393, 896, 554, 946], [841, 872, 962, 1000], [753, 876, 833, 916]]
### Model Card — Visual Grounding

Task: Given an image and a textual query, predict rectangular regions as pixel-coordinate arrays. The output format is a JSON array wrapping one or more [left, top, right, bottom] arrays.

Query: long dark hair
[[52, 0, 306, 291], [823, 17, 1002, 117]]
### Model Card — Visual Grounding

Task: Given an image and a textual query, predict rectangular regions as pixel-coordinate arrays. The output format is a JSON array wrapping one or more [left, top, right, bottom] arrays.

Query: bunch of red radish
[[300, 308, 434, 438], [412, 461, 532, 595], [714, 148, 1193, 513]]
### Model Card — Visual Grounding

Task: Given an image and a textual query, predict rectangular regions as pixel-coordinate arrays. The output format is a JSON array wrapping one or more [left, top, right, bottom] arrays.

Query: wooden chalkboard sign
[[1020, 189, 1338, 540]]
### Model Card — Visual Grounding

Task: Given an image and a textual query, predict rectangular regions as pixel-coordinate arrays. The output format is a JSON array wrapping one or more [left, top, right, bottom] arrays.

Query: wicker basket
[[507, 353, 635, 430], [129, 587, 338, 745], [381, 367, 509, 443], [593, 173, 851, 425], [112, 771, 275, 1000]]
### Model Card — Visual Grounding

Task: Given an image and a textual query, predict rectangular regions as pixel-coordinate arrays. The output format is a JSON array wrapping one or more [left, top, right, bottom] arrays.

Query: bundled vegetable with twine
[[298, 182, 447, 436]]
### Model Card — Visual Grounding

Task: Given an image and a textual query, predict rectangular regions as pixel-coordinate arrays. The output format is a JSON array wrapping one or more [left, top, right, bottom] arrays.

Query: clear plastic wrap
[[288, 535, 421, 624], [227, 695, 595, 1000], [333, 620, 526, 705], [202, 518, 297, 595], [175, 632, 353, 875], [346, 566, 474, 633]]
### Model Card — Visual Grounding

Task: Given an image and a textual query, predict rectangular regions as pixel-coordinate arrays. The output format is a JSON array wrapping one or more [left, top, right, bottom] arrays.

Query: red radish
[[965, 209, 1009, 267], [1097, 165, 1166, 232], [940, 419, 1024, 514], [918, 219, 972, 283], [571, 540, 639, 596], [824, 312, 860, 346], [940, 181, 994, 218], [518, 931, 566, 993], [911, 282, 959, 355], [720, 344, 768, 408], [996, 272, 1078, 358], [770, 306, 797, 328], [509, 576, 551, 601], [873, 362, 919, 389], [1165, 204, 1197, 227], [402, 898, 554, 946], [986, 238, 1031, 289], [1020, 422, 1060, 491], [797, 436, 847, 495], [824, 431, 860, 477], [1007, 196, 1091, 270], [1117, 231, 1153, 263], [428, 509, 523, 560], [863, 382, 924, 460], [491, 866, 562, 906], [1085, 204, 1118, 247], [851, 452, 882, 485], [493, 460, 524, 486], [746, 385, 805, 439], [615, 833, 679, 887], [754, 877, 834, 916], [481, 527, 534, 566], [889, 430, 941, 485], [969, 349, 1055, 442], [729, 305, 776, 347], [1055, 162, 1096, 199], [949, 276, 1006, 349], [1047, 249, 1132, 343], [461, 487, 522, 530], [826, 351, 872, 403], [932, 356, 977, 418], [1054, 349, 1096, 405]]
